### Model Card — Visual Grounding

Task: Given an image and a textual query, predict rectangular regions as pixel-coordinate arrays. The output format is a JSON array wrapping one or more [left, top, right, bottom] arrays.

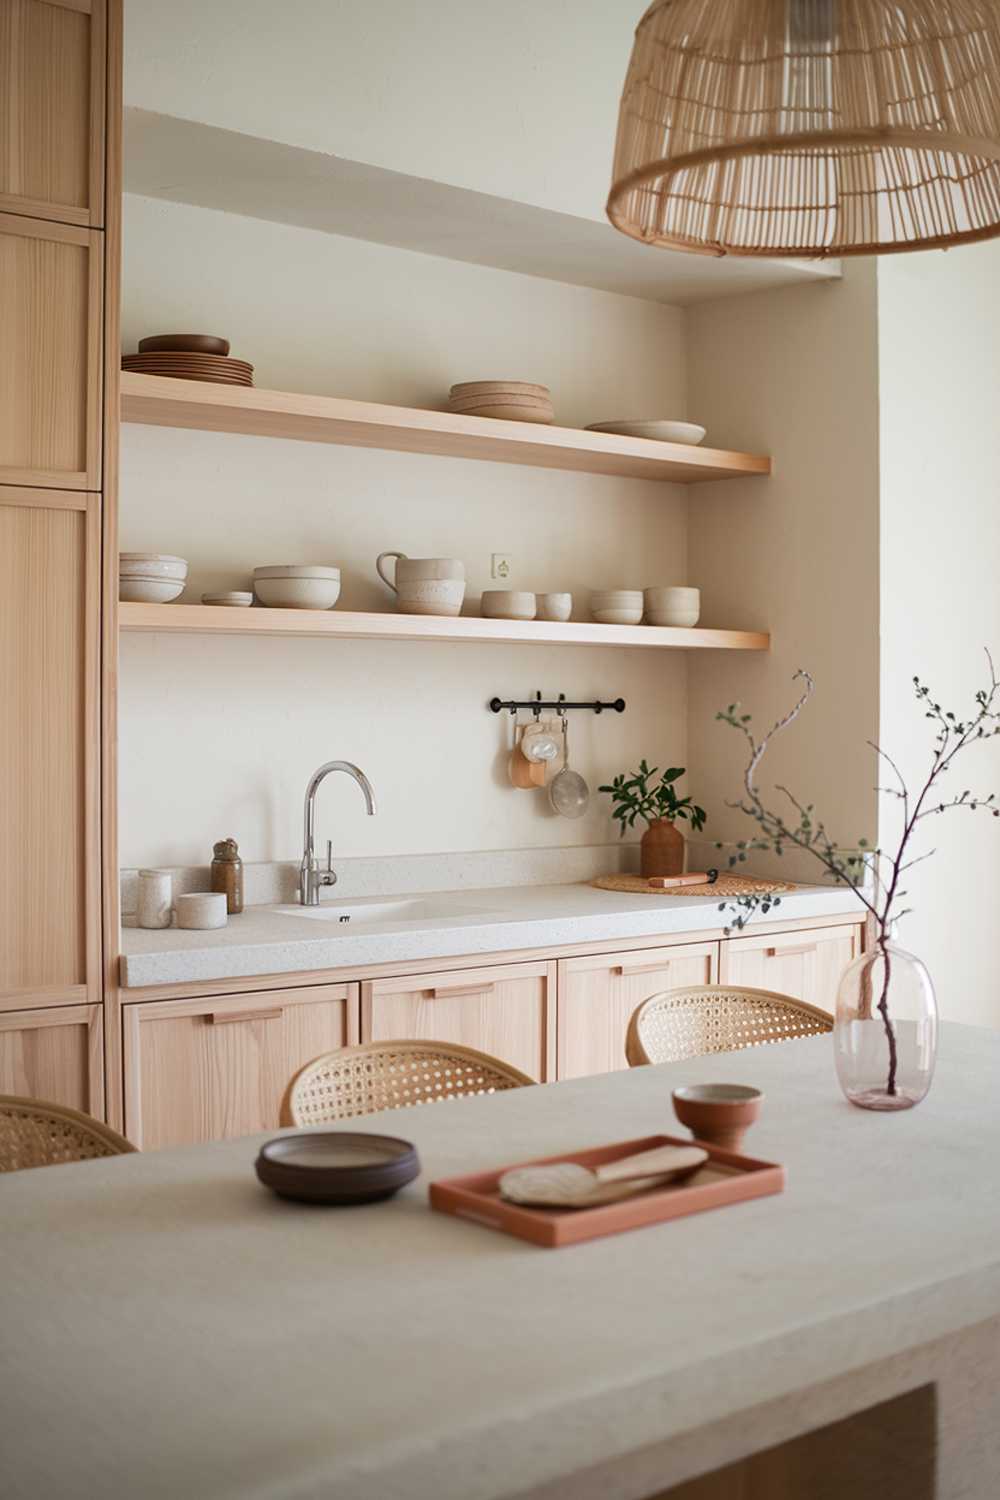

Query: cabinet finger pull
[[765, 943, 817, 958], [208, 1008, 283, 1024], [614, 961, 673, 976], [429, 983, 495, 999]]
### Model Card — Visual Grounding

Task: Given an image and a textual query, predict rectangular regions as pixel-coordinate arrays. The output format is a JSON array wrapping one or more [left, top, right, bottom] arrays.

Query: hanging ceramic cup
[[376, 552, 466, 616]]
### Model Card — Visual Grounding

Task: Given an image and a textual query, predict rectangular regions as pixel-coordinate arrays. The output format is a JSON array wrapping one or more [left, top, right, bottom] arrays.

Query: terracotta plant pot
[[641, 818, 685, 878]]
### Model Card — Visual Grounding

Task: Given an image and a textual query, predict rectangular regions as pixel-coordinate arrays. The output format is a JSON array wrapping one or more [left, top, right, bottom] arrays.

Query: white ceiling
[[125, 109, 842, 309]]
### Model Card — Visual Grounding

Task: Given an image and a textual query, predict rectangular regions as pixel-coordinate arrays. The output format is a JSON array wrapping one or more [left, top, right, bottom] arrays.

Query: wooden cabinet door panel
[[0, 1004, 103, 1115], [557, 942, 719, 1080], [0, 491, 99, 1005], [363, 962, 555, 1082], [123, 984, 358, 1150], [719, 924, 863, 1015], [0, 0, 106, 225], [0, 212, 102, 488]]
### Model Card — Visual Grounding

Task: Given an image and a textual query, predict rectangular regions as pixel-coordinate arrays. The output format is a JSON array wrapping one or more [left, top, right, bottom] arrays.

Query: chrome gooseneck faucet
[[299, 761, 377, 905]]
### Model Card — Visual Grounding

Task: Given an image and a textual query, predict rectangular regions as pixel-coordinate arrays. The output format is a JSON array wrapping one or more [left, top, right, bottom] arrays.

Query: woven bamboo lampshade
[[607, 0, 1000, 258]]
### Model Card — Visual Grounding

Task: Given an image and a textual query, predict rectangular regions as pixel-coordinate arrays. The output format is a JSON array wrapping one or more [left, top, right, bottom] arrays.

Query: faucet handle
[[326, 839, 333, 873]]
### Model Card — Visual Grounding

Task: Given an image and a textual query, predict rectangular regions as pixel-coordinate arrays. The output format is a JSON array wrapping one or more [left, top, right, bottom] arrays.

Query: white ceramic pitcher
[[376, 552, 466, 616]]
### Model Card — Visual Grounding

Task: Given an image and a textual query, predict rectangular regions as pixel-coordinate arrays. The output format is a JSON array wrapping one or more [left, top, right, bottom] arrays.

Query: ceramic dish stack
[[123, 334, 254, 386], [253, 565, 341, 610], [448, 381, 554, 424], [119, 553, 187, 603]]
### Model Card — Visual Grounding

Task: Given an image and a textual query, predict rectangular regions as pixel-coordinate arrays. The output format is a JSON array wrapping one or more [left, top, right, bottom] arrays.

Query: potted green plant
[[599, 761, 707, 877]]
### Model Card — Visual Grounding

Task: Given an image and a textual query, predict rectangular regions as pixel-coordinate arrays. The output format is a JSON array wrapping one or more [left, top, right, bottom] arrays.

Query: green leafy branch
[[599, 760, 706, 837]]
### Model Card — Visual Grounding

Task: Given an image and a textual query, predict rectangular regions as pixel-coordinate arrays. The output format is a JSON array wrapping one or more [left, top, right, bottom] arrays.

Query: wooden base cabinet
[[557, 941, 719, 1079], [123, 984, 358, 1150], [362, 961, 556, 1082], [719, 924, 861, 1015], [0, 1005, 103, 1114]]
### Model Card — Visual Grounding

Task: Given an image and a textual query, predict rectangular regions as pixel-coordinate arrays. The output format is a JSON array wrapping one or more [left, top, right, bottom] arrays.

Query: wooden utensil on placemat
[[647, 871, 718, 890]]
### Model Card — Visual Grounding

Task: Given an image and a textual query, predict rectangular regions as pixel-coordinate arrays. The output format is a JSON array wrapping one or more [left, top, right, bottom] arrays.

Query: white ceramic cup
[[538, 592, 572, 622], [137, 869, 173, 929], [376, 552, 466, 616], [175, 892, 228, 930], [643, 586, 701, 627], [480, 590, 536, 620]]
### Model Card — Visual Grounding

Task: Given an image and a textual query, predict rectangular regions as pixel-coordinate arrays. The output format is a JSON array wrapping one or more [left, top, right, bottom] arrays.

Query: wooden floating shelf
[[119, 373, 771, 485], [118, 604, 769, 651]]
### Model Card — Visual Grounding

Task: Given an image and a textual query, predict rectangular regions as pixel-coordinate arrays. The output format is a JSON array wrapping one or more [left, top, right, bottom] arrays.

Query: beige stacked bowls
[[644, 586, 701, 627], [253, 565, 341, 609], [448, 381, 554, 424], [119, 553, 187, 603]]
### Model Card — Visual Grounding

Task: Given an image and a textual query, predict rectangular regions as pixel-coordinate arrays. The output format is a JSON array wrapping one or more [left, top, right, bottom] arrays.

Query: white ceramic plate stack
[[585, 419, 707, 445], [119, 553, 188, 603], [253, 565, 341, 610], [590, 589, 643, 625], [449, 381, 555, 425], [644, 586, 701, 627]]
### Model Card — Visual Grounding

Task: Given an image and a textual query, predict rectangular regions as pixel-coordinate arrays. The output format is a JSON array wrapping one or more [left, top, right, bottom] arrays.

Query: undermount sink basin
[[273, 897, 492, 926]]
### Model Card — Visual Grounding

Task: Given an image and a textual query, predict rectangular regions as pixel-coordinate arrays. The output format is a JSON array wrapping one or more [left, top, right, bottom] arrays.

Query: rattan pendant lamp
[[607, 0, 1000, 258]]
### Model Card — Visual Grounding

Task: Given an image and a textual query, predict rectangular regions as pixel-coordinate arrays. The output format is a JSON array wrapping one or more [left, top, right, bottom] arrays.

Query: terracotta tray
[[429, 1133, 784, 1248]]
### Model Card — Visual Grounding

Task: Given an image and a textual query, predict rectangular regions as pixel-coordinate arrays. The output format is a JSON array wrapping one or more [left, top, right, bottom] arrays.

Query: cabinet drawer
[[0, 1004, 103, 1117], [719, 923, 863, 1015], [557, 941, 719, 1080], [123, 984, 358, 1150], [0, 212, 102, 488], [362, 961, 555, 1082]]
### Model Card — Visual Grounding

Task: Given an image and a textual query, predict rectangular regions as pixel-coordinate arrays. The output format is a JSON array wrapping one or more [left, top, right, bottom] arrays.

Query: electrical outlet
[[491, 553, 512, 580]]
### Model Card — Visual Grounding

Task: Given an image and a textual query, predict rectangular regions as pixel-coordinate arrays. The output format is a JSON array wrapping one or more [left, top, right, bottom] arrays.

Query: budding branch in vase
[[717, 654, 1000, 1097]]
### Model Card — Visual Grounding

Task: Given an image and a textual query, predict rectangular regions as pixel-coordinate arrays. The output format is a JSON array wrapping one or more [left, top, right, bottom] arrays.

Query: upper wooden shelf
[[119, 373, 771, 485], [119, 604, 769, 651]]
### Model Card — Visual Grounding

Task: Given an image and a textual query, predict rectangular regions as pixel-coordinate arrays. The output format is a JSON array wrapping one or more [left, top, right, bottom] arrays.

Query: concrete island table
[[3, 1024, 1000, 1500]]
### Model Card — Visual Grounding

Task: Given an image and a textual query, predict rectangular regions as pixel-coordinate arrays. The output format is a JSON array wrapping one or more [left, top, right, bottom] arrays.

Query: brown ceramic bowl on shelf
[[138, 333, 231, 355], [255, 1132, 421, 1205], [672, 1084, 763, 1152], [122, 352, 255, 386]]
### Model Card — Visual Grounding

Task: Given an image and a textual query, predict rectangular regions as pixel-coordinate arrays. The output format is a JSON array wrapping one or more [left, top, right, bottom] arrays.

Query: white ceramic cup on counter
[[538, 592, 572, 622], [644, 586, 701, 627], [376, 552, 466, 616], [175, 892, 228, 930], [137, 869, 173, 929]]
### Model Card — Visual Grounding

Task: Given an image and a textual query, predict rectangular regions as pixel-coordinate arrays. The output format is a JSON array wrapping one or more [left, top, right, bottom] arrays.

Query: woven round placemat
[[592, 874, 795, 898]]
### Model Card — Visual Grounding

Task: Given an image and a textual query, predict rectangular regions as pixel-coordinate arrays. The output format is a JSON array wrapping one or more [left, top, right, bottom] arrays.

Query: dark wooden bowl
[[137, 333, 231, 355], [255, 1132, 420, 1205]]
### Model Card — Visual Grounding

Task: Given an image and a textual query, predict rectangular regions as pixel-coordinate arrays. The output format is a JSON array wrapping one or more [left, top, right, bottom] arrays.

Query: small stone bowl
[[672, 1083, 763, 1152], [175, 892, 228, 930]]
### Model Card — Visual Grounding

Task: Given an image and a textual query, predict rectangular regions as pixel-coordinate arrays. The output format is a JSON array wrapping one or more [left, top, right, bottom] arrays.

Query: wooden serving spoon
[[499, 1143, 708, 1208]]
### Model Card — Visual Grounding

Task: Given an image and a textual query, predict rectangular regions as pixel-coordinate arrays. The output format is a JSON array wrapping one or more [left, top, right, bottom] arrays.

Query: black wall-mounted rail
[[489, 692, 626, 716]]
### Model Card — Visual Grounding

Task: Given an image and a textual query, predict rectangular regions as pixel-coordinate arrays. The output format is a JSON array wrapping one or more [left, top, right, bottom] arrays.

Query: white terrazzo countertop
[[120, 880, 862, 987]]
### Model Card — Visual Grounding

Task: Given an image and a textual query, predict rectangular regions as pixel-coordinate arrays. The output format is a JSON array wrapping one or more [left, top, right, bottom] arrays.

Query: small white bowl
[[175, 893, 228, 930], [254, 575, 341, 610], [585, 420, 707, 445], [644, 586, 701, 627], [590, 589, 643, 626], [202, 591, 254, 607], [481, 590, 536, 620], [120, 553, 188, 580], [538, 592, 572, 622], [119, 577, 185, 604]]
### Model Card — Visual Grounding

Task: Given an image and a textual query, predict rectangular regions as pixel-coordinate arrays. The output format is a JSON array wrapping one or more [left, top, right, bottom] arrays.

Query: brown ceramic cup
[[672, 1084, 763, 1152]]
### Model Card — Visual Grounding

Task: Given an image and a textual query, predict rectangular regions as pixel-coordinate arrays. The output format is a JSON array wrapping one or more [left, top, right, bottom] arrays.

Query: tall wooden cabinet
[[0, 0, 119, 1120]]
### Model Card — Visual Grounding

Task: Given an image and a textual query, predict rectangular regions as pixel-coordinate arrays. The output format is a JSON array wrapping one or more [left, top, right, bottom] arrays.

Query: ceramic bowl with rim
[[644, 586, 701, 628], [672, 1083, 763, 1152], [590, 589, 643, 626], [253, 565, 341, 610], [255, 1132, 421, 1204], [585, 420, 707, 445], [481, 590, 537, 621], [538, 592, 572, 622], [119, 577, 185, 604], [120, 553, 188, 580]]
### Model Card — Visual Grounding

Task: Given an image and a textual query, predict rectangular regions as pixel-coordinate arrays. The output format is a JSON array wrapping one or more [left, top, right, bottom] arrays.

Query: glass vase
[[833, 934, 937, 1111]]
